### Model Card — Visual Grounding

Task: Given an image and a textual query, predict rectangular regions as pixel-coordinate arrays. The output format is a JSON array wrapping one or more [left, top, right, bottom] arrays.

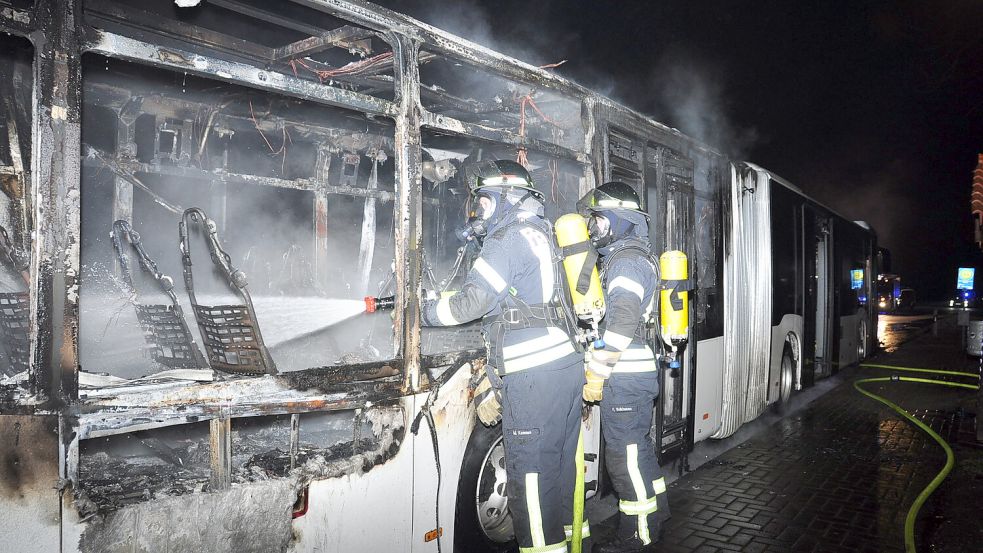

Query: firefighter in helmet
[[580, 181, 670, 552], [421, 159, 586, 553]]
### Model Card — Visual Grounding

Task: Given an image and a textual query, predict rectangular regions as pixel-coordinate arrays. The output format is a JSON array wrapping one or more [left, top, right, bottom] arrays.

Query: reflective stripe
[[482, 175, 531, 187], [602, 330, 633, 351], [653, 477, 667, 495], [519, 226, 554, 303], [626, 443, 651, 544], [609, 276, 644, 301], [519, 543, 568, 553], [474, 257, 507, 293], [619, 497, 659, 515], [588, 358, 613, 379], [435, 296, 460, 325], [504, 340, 577, 373], [619, 346, 655, 361], [597, 198, 639, 210], [564, 519, 592, 540], [503, 328, 570, 360], [611, 346, 656, 373], [526, 473, 546, 547], [611, 359, 657, 373]]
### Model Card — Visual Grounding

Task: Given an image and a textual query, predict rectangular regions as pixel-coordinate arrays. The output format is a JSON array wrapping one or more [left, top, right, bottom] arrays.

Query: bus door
[[646, 146, 695, 463], [802, 206, 833, 382]]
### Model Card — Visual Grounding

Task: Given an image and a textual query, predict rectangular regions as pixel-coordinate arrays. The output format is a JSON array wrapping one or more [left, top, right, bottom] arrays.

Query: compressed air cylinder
[[659, 250, 689, 346], [554, 214, 605, 324]]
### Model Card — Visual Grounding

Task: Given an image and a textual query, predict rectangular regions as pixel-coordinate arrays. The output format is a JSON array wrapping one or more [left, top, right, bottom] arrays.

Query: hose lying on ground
[[855, 363, 980, 553]]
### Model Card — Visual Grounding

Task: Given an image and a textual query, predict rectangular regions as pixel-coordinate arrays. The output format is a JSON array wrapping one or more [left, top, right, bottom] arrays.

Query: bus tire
[[857, 317, 868, 360], [773, 342, 795, 414], [454, 421, 516, 553]]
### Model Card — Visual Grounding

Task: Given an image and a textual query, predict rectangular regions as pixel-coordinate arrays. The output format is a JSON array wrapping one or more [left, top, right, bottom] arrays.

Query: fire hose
[[856, 363, 980, 553], [571, 427, 585, 553]]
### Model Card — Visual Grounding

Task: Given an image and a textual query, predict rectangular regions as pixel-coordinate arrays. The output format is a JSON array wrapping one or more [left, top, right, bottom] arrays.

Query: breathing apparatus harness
[[482, 216, 584, 375], [600, 241, 662, 346]]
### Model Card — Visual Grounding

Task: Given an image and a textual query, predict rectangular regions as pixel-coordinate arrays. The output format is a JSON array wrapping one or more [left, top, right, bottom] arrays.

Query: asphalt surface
[[591, 310, 983, 553]]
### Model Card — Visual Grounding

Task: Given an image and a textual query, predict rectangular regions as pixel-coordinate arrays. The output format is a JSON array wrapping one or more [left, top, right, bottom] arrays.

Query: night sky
[[379, 0, 983, 300]]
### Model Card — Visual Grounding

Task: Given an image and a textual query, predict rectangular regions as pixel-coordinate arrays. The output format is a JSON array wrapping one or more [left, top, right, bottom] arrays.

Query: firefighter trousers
[[600, 372, 670, 545], [500, 358, 585, 553]]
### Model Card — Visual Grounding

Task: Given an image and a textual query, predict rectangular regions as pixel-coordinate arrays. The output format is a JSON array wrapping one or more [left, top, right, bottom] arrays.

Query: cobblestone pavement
[[594, 313, 983, 553]]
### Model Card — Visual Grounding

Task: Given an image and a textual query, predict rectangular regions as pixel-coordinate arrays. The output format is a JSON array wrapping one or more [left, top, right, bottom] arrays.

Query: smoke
[[648, 52, 760, 158]]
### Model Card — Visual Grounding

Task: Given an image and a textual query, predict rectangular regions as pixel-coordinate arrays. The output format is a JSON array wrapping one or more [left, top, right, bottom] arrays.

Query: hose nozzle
[[364, 295, 396, 313]]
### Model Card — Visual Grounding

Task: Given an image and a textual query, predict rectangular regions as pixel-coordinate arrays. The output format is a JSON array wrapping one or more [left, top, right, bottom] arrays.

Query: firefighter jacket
[[421, 203, 579, 374], [598, 225, 660, 373]]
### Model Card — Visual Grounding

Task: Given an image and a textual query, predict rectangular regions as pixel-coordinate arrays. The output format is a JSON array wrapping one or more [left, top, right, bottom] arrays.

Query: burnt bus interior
[[0, 35, 32, 381], [2, 0, 607, 530]]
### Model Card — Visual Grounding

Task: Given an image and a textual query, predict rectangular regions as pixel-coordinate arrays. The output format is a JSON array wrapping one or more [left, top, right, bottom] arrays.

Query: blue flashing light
[[965, 291, 970, 298]]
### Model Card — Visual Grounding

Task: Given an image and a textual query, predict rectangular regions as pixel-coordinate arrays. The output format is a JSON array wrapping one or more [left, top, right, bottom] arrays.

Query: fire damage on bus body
[[0, 0, 694, 551]]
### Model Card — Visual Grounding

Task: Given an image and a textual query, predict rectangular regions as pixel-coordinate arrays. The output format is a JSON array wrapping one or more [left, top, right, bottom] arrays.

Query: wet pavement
[[592, 311, 983, 552]]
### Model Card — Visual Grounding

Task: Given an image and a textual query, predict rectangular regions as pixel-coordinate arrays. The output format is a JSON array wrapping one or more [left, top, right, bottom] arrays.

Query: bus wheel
[[857, 318, 868, 360], [774, 342, 795, 413], [454, 422, 515, 552]]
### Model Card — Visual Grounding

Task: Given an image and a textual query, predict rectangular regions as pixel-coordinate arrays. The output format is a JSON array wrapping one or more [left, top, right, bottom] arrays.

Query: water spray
[[364, 295, 395, 313]]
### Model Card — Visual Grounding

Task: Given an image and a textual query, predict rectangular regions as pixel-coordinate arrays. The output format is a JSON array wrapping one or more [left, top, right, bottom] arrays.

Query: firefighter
[[421, 159, 586, 553], [580, 182, 670, 552]]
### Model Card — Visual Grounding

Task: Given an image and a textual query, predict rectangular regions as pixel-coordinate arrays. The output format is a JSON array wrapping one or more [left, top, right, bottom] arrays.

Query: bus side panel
[[838, 312, 861, 369], [0, 415, 61, 553], [291, 398, 415, 553], [692, 336, 724, 442], [834, 220, 872, 370], [410, 367, 475, 553]]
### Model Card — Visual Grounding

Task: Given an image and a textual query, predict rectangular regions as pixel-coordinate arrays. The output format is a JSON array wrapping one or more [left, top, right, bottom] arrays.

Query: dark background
[[379, 0, 983, 300]]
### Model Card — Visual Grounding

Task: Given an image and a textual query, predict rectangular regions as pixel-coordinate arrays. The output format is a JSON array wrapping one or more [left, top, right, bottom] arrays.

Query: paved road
[[591, 314, 983, 552]]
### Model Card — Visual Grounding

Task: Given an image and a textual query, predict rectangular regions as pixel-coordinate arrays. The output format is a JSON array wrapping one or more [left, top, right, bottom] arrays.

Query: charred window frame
[[0, 0, 83, 407], [78, 53, 406, 382], [0, 33, 34, 400], [7, 0, 605, 405], [70, 2, 424, 403]]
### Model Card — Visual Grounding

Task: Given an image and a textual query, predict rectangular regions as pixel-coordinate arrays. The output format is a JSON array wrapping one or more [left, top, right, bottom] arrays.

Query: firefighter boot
[[593, 526, 664, 553]]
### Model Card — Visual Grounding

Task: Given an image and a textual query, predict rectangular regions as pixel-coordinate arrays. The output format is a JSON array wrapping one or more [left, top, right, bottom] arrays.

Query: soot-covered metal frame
[[0, 0, 725, 495]]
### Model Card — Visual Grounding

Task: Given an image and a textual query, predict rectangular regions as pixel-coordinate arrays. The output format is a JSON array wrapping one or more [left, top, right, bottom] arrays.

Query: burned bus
[[0, 1, 875, 552]]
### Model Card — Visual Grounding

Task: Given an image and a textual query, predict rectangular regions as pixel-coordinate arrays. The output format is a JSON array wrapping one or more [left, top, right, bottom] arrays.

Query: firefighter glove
[[583, 367, 607, 402], [474, 372, 502, 426]]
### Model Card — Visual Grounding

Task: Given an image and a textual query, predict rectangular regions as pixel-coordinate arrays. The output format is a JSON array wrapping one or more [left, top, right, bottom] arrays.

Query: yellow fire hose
[[571, 428, 585, 553], [855, 363, 980, 553]]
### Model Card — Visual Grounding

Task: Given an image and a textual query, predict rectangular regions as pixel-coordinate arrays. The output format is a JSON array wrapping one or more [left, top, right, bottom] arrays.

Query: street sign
[[850, 269, 864, 290], [957, 267, 975, 290]]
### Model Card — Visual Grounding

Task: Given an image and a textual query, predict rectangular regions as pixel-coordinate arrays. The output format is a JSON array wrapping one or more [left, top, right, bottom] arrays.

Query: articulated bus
[[0, 1, 875, 552]]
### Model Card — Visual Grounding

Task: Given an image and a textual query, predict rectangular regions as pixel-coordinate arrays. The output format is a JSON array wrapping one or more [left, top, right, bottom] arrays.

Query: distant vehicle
[[877, 274, 902, 312], [898, 288, 916, 311], [950, 289, 975, 308]]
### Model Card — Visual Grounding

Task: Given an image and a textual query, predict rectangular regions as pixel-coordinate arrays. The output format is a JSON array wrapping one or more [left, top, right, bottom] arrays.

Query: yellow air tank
[[554, 213, 605, 324], [659, 250, 689, 347]]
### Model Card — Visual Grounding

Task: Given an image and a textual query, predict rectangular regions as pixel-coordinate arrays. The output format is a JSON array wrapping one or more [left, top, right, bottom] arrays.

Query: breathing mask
[[587, 210, 636, 249], [462, 190, 500, 240]]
